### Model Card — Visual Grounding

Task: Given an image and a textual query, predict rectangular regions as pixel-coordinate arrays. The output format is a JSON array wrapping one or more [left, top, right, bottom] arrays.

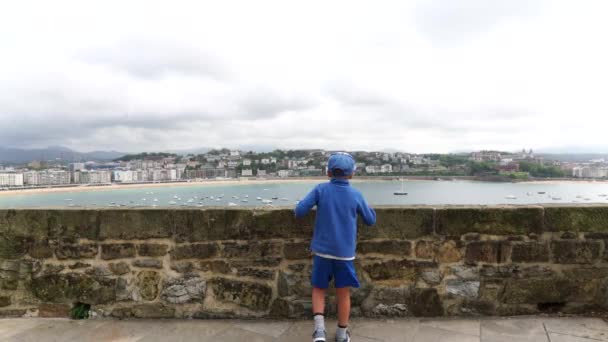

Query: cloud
[[414, 0, 543, 44], [80, 38, 229, 80]]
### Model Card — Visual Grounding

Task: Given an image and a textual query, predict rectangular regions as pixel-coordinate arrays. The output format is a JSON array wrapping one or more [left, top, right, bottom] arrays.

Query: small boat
[[551, 197, 562, 200], [599, 194, 607, 197], [153, 198, 158, 202], [228, 202, 237, 206], [576, 195, 583, 198], [187, 199, 194, 203], [241, 199, 249, 202], [142, 198, 147, 201], [505, 195, 517, 200], [281, 198, 289, 201], [538, 192, 546, 194], [210, 196, 215, 199], [256, 197, 262, 200], [244, 195, 249, 198], [271, 196, 279, 200], [526, 192, 533, 196], [262, 199, 273, 204], [173, 195, 179, 199], [168, 200, 177, 205], [584, 198, 591, 201], [232, 196, 238, 199], [263, 188, 269, 191], [394, 179, 408, 196], [64, 198, 73, 201]]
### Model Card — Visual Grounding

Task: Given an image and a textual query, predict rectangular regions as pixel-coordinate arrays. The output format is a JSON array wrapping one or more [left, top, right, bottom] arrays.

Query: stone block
[[0, 309, 26, 318], [358, 240, 411, 256], [38, 303, 70, 317], [465, 241, 511, 264], [551, 240, 601, 264], [85, 266, 113, 277], [278, 267, 312, 298], [449, 265, 479, 280], [0, 233, 31, 259], [437, 240, 463, 263], [132, 259, 163, 269], [358, 208, 434, 240], [101, 243, 136, 260], [436, 207, 544, 235], [28, 242, 53, 259], [545, 206, 608, 232], [283, 241, 311, 260], [236, 268, 276, 280], [172, 242, 218, 260], [109, 262, 131, 275], [137, 243, 169, 257], [136, 271, 160, 301], [55, 244, 98, 260], [195, 260, 231, 274], [410, 288, 443, 316], [361, 286, 410, 317], [415, 240, 435, 259], [68, 262, 91, 270], [46, 210, 100, 240], [132, 304, 175, 318], [30, 273, 116, 304], [501, 277, 576, 304], [511, 242, 550, 262], [161, 276, 206, 304], [0, 296, 10, 307], [209, 278, 272, 311], [362, 259, 432, 281], [221, 241, 282, 258], [98, 210, 173, 240], [446, 280, 480, 299], [0, 210, 50, 241]]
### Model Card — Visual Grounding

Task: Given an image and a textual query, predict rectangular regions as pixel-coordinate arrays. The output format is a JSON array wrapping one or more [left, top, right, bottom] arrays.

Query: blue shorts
[[311, 255, 360, 289]]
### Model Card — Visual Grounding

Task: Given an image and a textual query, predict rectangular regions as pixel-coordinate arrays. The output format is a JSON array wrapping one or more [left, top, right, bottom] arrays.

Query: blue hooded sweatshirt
[[294, 178, 376, 258]]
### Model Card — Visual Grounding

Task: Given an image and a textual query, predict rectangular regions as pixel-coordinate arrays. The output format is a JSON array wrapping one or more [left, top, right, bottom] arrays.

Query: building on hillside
[[243, 159, 251, 166], [241, 169, 253, 177], [381, 164, 393, 173], [69, 163, 86, 172], [79, 170, 112, 184], [257, 169, 267, 177]]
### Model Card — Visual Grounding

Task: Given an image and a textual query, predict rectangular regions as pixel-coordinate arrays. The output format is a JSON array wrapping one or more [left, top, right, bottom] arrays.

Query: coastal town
[[0, 148, 607, 189]]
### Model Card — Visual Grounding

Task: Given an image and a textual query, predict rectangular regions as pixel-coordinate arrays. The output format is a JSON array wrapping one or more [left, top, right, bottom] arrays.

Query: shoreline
[[0, 176, 607, 197]]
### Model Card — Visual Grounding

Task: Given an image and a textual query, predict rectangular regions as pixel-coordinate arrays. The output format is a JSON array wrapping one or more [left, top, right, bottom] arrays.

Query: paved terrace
[[2, 317, 608, 341]]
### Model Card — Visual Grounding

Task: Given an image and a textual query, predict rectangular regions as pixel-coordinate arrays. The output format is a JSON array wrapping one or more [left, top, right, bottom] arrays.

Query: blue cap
[[327, 152, 356, 176]]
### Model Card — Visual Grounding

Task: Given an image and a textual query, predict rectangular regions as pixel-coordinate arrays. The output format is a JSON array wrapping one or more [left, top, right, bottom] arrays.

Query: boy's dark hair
[[332, 168, 345, 177]]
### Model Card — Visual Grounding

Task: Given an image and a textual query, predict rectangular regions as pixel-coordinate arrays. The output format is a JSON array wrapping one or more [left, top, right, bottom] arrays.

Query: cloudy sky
[[1, 0, 607, 153]]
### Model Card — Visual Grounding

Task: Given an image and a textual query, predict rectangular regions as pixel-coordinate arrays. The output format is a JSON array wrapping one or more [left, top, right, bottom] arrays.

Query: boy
[[294, 152, 376, 342]]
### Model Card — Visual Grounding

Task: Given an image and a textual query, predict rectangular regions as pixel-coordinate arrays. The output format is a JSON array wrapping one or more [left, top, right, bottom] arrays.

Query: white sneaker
[[313, 328, 326, 342]]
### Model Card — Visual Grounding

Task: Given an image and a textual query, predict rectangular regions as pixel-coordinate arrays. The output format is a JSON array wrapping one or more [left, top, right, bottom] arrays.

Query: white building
[[278, 169, 292, 177], [243, 159, 251, 166], [241, 169, 253, 177], [230, 150, 240, 156], [113, 170, 134, 183], [69, 163, 86, 171], [257, 169, 266, 176], [381, 164, 393, 173], [79, 170, 112, 184], [365, 165, 379, 174], [23, 170, 71, 186], [261, 158, 270, 165], [227, 160, 239, 168], [0, 172, 24, 187]]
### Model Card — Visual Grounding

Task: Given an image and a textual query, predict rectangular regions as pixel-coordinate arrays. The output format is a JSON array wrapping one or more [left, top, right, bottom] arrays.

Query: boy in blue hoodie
[[295, 152, 376, 342]]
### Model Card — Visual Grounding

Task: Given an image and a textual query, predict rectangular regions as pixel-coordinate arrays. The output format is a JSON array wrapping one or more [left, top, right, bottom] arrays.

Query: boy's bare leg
[[312, 287, 326, 314], [336, 287, 351, 326]]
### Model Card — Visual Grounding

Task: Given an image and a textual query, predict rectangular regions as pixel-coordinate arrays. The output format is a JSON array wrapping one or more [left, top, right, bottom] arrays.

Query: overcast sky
[[1, 0, 607, 153]]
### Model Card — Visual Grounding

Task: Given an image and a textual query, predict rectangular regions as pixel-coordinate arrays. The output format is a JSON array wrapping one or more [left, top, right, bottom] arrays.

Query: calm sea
[[1, 179, 608, 208]]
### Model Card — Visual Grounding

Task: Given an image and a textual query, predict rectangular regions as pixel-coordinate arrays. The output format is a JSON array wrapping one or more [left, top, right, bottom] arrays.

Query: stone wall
[[2, 206, 608, 319]]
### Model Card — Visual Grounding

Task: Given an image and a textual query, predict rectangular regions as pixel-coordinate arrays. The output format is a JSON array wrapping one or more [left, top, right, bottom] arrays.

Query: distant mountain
[[0, 146, 125, 164]]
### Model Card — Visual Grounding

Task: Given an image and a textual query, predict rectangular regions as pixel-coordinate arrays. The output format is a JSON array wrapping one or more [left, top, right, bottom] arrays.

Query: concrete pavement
[[1, 317, 608, 341]]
